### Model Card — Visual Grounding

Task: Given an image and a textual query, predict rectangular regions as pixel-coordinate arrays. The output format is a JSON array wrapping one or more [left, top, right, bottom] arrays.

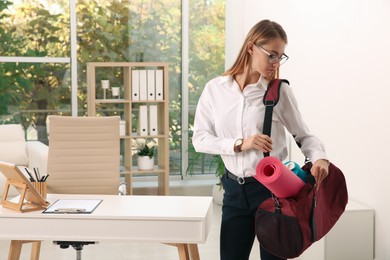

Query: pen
[[33, 168, 40, 182], [37, 167, 41, 179], [25, 168, 35, 182], [41, 174, 49, 182]]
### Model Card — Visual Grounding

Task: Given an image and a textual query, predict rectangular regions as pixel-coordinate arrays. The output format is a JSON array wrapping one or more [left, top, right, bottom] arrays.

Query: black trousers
[[220, 171, 286, 260]]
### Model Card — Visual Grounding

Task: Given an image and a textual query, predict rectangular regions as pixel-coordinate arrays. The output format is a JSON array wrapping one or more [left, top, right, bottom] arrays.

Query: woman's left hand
[[311, 159, 329, 188]]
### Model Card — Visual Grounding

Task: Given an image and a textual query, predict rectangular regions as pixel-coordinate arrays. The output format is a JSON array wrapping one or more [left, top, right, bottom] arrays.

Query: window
[[0, 0, 225, 177], [0, 0, 71, 143], [187, 0, 225, 176]]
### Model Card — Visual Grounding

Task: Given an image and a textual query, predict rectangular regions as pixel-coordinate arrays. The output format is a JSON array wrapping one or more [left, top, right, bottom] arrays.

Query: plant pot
[[111, 87, 120, 98], [137, 156, 154, 170], [212, 183, 224, 205]]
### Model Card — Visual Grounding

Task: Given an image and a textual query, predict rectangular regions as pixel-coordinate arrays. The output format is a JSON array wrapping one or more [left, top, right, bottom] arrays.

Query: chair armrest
[[26, 141, 49, 175]]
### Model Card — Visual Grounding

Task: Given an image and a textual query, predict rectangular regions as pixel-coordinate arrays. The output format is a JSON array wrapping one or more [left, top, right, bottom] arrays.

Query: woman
[[192, 20, 329, 260]]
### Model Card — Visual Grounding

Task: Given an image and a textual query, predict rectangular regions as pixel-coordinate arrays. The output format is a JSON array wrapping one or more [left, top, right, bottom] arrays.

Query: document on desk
[[42, 199, 102, 214]]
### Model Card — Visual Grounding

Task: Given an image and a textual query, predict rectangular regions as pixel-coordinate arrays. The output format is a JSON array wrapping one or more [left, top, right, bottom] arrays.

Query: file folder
[[139, 70, 147, 100], [149, 105, 158, 135], [138, 105, 148, 136], [147, 69, 155, 100], [155, 69, 164, 100], [131, 69, 140, 101]]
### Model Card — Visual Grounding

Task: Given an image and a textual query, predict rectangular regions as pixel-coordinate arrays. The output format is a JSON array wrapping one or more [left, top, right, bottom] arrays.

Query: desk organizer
[[32, 181, 47, 199]]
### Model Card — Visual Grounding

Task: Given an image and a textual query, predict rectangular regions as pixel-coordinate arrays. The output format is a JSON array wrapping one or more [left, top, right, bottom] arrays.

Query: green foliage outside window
[[0, 0, 71, 143], [0, 0, 225, 175]]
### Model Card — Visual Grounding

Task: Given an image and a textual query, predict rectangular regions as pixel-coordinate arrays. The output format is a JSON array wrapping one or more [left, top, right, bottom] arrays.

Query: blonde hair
[[224, 20, 288, 80]]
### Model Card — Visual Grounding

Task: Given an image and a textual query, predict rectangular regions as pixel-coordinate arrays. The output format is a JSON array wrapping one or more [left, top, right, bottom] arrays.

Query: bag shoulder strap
[[262, 79, 289, 157]]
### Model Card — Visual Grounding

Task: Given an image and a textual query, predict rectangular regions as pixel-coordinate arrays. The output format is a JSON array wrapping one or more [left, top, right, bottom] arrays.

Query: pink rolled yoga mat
[[255, 156, 305, 198]]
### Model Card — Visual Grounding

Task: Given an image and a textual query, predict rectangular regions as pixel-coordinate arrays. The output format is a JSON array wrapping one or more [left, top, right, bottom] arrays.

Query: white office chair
[[46, 115, 120, 260], [47, 115, 120, 195]]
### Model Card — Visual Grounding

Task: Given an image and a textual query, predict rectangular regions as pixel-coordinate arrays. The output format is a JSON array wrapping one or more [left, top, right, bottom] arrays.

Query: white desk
[[0, 194, 213, 260]]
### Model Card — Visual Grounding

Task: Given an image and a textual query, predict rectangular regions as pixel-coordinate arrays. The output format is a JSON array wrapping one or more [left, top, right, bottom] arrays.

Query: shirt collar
[[224, 75, 269, 90], [259, 75, 269, 90], [223, 75, 238, 89]]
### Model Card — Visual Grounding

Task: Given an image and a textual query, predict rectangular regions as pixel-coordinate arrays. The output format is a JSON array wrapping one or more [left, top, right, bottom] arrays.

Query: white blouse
[[192, 75, 328, 178]]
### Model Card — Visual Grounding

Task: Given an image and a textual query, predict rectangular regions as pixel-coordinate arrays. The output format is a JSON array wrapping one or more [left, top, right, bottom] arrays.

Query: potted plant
[[186, 146, 225, 205], [137, 143, 155, 170], [209, 154, 225, 205]]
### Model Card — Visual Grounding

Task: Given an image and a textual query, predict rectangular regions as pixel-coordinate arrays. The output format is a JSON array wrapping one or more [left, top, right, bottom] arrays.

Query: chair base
[[54, 241, 96, 260]]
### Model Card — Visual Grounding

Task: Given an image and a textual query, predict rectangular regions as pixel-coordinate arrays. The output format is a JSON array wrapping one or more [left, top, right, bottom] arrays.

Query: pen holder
[[32, 182, 47, 199]]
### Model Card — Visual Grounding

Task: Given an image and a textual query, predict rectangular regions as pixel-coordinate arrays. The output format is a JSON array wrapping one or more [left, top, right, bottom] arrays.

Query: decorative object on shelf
[[111, 86, 120, 98], [101, 80, 109, 99], [136, 143, 155, 170], [118, 182, 127, 195]]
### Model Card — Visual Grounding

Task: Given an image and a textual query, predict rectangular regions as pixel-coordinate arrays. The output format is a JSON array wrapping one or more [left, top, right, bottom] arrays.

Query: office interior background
[[1, 0, 389, 259], [227, 1, 389, 259]]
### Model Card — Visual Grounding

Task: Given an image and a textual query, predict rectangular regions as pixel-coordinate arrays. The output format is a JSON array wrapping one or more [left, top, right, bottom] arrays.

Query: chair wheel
[[59, 244, 69, 249]]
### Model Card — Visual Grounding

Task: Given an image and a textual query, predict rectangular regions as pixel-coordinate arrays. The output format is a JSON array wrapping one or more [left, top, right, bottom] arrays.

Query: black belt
[[225, 170, 257, 185]]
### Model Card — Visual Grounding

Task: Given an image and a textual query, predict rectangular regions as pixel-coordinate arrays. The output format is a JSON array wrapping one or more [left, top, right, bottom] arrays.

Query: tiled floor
[[0, 202, 261, 260]]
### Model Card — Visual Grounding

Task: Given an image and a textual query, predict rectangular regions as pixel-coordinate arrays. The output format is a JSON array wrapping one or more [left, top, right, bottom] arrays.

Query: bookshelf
[[87, 62, 169, 195]]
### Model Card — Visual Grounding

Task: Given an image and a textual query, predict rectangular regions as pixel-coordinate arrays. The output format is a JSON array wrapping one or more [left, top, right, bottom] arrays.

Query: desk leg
[[176, 244, 189, 260], [165, 243, 200, 260], [188, 244, 200, 260], [30, 241, 41, 260], [8, 240, 23, 260], [8, 240, 41, 260]]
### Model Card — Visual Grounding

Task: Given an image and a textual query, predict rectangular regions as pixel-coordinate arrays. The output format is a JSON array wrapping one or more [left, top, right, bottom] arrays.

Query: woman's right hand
[[242, 134, 273, 153]]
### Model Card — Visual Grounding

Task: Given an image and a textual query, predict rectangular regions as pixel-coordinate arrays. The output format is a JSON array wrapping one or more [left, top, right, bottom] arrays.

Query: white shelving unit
[[87, 62, 169, 195]]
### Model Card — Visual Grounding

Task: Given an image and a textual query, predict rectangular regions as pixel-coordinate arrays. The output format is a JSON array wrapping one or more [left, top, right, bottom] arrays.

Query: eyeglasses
[[255, 44, 289, 65]]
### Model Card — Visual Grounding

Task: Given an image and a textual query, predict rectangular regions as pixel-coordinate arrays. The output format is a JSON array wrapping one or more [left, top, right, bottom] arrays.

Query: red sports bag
[[255, 79, 348, 258], [255, 162, 348, 258]]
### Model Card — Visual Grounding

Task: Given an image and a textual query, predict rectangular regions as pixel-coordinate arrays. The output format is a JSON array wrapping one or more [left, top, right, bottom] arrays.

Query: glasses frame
[[255, 44, 289, 65]]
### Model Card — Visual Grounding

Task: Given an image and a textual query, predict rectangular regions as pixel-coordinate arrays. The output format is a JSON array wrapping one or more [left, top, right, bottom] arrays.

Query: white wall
[[226, 0, 390, 259]]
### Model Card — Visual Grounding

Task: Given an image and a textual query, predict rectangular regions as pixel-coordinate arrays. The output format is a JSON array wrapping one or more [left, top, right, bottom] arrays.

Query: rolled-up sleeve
[[275, 83, 328, 163]]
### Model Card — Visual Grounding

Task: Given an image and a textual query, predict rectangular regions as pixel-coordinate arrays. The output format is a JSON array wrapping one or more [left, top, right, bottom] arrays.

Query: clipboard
[[0, 161, 49, 212], [42, 199, 102, 214]]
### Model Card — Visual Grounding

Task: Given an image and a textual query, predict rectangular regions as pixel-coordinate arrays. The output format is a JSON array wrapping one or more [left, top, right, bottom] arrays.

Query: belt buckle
[[237, 176, 245, 185]]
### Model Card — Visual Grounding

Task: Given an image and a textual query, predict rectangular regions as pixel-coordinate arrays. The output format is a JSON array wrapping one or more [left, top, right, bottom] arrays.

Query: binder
[[138, 105, 148, 136], [155, 69, 164, 100], [119, 120, 126, 136], [147, 69, 155, 100], [139, 70, 147, 100], [131, 70, 140, 101], [149, 105, 158, 135]]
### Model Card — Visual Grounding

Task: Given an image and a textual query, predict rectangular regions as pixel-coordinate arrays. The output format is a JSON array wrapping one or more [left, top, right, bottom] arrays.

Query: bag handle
[[262, 79, 289, 157], [261, 78, 315, 187]]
